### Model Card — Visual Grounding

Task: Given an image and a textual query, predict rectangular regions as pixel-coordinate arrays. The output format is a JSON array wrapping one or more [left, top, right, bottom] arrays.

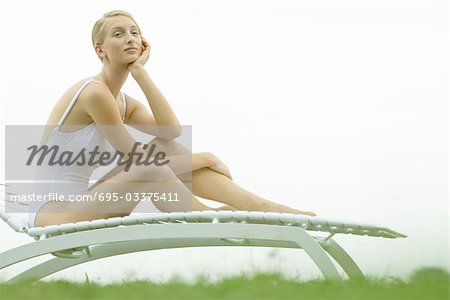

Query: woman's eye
[[114, 32, 122, 37]]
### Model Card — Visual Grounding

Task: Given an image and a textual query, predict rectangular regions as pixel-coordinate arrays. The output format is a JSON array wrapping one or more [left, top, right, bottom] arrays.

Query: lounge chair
[[0, 207, 406, 283]]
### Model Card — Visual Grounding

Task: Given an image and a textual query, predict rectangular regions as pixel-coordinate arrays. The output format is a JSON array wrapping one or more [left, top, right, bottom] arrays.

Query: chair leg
[[291, 228, 343, 281], [319, 238, 365, 280]]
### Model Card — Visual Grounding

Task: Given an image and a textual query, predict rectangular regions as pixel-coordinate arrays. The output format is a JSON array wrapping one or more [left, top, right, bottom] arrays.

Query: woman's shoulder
[[75, 78, 115, 108], [61, 77, 108, 98], [67, 77, 108, 99]]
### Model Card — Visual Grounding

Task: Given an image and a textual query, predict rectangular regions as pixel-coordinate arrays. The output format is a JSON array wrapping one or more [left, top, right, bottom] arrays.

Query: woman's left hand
[[128, 37, 151, 74], [206, 153, 233, 181]]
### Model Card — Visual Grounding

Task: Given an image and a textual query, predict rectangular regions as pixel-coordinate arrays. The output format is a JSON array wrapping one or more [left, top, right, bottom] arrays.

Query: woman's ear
[[95, 45, 105, 59]]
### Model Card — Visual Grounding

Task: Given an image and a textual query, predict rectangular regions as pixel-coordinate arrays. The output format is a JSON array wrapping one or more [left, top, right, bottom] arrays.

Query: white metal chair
[[0, 208, 406, 283]]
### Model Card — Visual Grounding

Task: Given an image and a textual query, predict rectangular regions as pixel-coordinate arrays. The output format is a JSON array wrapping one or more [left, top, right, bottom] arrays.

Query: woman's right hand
[[205, 153, 233, 180], [128, 37, 151, 75]]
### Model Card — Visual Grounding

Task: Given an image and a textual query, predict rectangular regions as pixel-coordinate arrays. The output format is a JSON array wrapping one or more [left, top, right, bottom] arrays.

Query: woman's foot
[[296, 210, 317, 217]]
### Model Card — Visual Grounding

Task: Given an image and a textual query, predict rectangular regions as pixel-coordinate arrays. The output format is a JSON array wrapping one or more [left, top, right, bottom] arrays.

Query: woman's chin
[[122, 58, 138, 65], [121, 54, 139, 62]]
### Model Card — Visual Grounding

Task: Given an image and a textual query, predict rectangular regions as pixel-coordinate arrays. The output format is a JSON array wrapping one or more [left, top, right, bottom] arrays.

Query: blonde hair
[[91, 10, 142, 61]]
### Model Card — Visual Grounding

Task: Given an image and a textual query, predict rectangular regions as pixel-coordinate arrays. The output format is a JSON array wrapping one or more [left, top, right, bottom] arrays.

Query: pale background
[[0, 0, 448, 283]]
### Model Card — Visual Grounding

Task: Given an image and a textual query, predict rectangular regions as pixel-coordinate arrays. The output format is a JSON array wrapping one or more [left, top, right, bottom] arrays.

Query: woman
[[31, 10, 316, 228]]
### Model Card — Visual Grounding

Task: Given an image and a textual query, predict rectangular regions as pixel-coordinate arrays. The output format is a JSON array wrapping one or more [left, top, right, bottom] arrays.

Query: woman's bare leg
[[34, 165, 195, 227], [145, 138, 315, 215], [184, 168, 316, 215]]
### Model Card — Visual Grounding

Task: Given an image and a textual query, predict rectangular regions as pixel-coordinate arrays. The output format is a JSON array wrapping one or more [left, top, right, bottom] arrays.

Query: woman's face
[[99, 16, 142, 64]]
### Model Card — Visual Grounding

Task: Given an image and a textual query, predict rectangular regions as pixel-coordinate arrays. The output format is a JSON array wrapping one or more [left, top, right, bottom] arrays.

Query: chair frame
[[0, 210, 407, 283]]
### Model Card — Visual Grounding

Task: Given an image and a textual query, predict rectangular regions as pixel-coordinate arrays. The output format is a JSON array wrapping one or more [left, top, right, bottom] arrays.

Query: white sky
[[0, 0, 448, 283]]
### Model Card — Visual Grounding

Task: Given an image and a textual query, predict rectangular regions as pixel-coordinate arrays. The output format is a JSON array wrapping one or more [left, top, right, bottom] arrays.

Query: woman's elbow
[[158, 125, 182, 140]]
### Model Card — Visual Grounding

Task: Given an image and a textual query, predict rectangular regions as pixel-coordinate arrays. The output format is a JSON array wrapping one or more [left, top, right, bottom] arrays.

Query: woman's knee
[[131, 164, 176, 182]]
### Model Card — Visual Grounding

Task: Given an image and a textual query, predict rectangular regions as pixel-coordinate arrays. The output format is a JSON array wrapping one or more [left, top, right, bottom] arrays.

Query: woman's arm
[[124, 89, 180, 139], [128, 38, 181, 139], [82, 82, 144, 157]]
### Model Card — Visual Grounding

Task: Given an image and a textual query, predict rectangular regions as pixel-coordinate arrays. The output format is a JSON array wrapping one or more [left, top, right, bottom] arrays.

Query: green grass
[[1, 267, 449, 300]]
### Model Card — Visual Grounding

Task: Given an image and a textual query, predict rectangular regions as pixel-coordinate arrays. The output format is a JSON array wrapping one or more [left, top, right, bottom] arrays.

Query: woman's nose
[[126, 33, 138, 43]]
